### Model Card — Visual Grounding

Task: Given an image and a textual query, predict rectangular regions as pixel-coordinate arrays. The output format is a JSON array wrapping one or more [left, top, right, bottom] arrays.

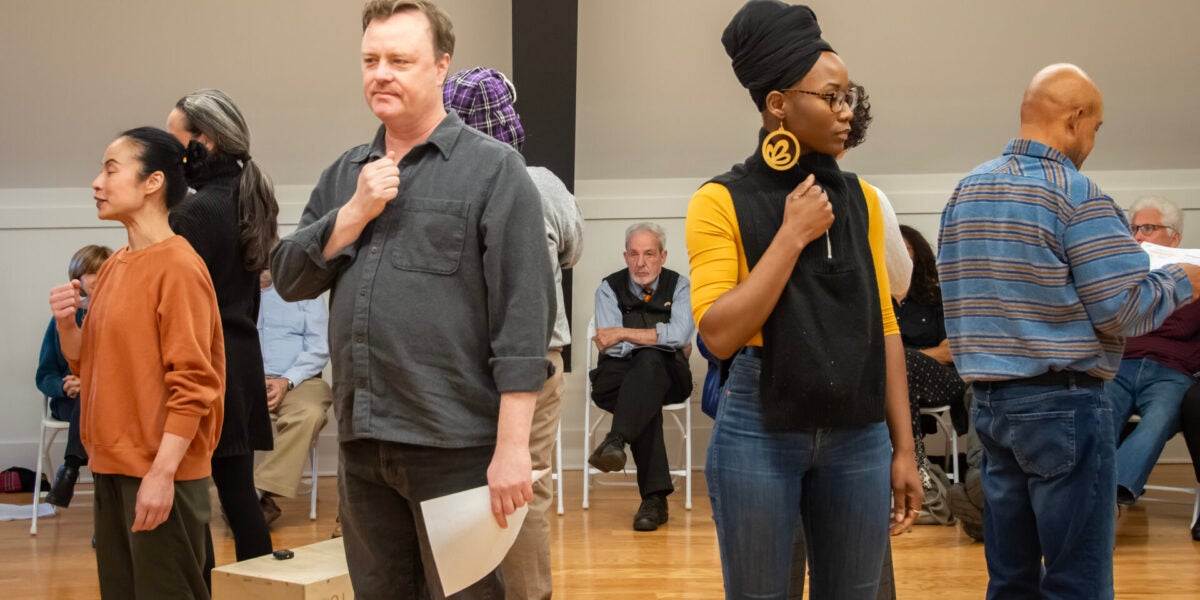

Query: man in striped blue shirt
[[938, 63, 1200, 599]]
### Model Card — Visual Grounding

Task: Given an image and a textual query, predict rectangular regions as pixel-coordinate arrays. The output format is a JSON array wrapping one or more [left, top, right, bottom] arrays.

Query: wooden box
[[212, 538, 354, 600]]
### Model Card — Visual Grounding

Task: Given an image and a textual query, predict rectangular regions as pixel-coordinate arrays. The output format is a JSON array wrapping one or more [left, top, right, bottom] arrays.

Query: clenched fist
[[347, 150, 401, 222], [781, 174, 834, 248], [49, 280, 83, 324]]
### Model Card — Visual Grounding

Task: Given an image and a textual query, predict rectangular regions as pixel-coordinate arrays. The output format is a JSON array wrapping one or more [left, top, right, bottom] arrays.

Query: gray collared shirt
[[271, 113, 555, 448]]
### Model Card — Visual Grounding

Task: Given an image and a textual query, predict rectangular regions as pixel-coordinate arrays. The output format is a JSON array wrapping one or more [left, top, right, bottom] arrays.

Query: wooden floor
[[2, 466, 1197, 598]]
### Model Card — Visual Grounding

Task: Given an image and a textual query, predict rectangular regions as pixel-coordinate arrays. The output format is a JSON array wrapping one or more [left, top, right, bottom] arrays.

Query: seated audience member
[[589, 222, 694, 531], [254, 269, 332, 524], [1177, 384, 1200, 540], [896, 225, 967, 432], [49, 127, 224, 598], [1109, 195, 1200, 505], [36, 244, 113, 507]]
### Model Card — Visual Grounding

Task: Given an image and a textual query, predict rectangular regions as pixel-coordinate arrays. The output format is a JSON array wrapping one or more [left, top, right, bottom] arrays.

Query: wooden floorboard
[[2, 465, 1197, 598]]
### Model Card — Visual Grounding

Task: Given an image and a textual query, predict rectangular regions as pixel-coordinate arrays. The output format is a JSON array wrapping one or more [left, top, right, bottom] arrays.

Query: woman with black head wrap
[[685, 2, 922, 597]]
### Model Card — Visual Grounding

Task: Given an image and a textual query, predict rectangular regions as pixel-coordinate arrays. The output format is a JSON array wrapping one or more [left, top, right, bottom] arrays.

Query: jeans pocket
[[388, 197, 468, 275], [1007, 410, 1076, 478]]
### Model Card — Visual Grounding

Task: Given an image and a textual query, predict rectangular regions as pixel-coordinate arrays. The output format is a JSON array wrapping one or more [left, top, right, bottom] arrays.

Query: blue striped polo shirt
[[936, 138, 1191, 382]]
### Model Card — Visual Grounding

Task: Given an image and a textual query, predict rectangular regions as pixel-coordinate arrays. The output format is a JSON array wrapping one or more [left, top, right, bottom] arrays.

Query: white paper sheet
[[0, 502, 55, 521], [1142, 241, 1200, 269], [421, 469, 548, 596]]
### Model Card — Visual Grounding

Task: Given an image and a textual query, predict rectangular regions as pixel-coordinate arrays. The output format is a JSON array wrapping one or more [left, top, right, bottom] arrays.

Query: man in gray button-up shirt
[[270, 3, 554, 597]]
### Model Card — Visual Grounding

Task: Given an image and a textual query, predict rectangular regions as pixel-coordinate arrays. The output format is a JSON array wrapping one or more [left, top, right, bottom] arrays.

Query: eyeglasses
[[1130, 223, 1174, 236], [781, 87, 860, 113]]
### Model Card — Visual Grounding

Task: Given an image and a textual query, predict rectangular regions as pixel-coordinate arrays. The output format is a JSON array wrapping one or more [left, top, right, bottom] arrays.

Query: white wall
[[575, 0, 1200, 180], [3, 1, 1199, 476]]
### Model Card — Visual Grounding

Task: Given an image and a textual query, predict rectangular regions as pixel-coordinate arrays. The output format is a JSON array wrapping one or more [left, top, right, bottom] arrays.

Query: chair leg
[[685, 401, 693, 511], [950, 418, 960, 484], [555, 423, 564, 516], [309, 445, 318, 521], [31, 423, 47, 535], [582, 396, 591, 510], [1192, 485, 1200, 529], [932, 411, 957, 483]]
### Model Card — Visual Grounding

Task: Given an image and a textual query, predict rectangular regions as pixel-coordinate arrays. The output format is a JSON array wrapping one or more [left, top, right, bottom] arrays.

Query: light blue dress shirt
[[258, 285, 330, 388], [594, 271, 694, 358]]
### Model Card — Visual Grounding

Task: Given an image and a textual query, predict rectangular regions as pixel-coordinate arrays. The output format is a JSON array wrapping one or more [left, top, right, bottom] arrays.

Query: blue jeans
[[972, 377, 1115, 600], [707, 352, 891, 599], [1106, 358, 1192, 497]]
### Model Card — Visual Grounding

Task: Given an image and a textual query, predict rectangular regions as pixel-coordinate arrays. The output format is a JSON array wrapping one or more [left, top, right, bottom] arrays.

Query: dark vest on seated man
[[590, 266, 694, 410]]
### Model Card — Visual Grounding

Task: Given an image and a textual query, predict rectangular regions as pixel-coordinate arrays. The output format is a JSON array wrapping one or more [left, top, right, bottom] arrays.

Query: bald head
[[1018, 64, 1104, 167]]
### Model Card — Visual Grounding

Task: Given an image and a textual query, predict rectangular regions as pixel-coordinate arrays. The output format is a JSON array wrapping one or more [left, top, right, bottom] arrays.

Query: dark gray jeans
[[339, 438, 501, 599]]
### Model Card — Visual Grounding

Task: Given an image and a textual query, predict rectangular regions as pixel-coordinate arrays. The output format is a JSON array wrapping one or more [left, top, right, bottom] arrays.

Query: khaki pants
[[254, 377, 332, 497], [500, 348, 564, 600]]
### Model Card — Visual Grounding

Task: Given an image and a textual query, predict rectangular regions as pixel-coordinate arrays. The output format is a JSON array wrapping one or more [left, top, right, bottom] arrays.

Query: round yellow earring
[[761, 121, 800, 171]]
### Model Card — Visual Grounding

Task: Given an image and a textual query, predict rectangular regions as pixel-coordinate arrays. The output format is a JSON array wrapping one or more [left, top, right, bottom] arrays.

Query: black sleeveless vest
[[708, 137, 886, 430], [604, 267, 681, 330]]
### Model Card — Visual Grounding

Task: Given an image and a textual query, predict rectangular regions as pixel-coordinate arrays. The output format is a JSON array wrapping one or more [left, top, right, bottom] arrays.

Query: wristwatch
[[286, 380, 295, 391]]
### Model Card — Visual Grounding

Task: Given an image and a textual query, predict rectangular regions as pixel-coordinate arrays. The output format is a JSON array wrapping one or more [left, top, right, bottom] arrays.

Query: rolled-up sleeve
[[656, 277, 695, 349], [483, 154, 555, 392], [271, 170, 359, 301], [595, 280, 634, 358]]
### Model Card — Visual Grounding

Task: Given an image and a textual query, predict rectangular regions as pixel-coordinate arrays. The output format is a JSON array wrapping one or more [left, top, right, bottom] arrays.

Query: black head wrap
[[722, 1, 834, 111]]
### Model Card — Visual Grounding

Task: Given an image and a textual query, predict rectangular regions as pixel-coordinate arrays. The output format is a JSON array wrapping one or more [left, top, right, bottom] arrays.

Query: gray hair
[[175, 88, 279, 271], [1129, 195, 1183, 235], [625, 222, 667, 251]]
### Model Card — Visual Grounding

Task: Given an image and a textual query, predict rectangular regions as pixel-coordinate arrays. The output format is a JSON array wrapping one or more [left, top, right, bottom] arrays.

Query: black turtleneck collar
[[185, 156, 242, 190]]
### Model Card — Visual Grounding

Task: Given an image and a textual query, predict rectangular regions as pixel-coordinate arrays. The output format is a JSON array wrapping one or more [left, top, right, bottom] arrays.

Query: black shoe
[[948, 469, 984, 542], [1116, 485, 1138, 506], [587, 433, 627, 473], [260, 493, 282, 526], [633, 494, 669, 531], [44, 465, 79, 508], [1191, 521, 1200, 542]]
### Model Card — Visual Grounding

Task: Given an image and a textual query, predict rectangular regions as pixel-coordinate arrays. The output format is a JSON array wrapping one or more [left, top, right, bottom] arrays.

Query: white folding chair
[[305, 444, 318, 520], [31, 395, 68, 535], [1126, 415, 1200, 527], [581, 317, 692, 511], [919, 404, 959, 484], [553, 422, 564, 515]]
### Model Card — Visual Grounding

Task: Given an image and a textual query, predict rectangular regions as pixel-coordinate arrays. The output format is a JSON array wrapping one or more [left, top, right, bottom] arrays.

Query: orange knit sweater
[[70, 235, 225, 481]]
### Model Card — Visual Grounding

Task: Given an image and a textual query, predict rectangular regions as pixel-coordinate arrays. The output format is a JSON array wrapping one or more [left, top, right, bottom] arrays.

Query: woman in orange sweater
[[49, 127, 224, 599]]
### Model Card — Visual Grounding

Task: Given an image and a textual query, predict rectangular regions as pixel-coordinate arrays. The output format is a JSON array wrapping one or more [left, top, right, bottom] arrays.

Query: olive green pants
[[94, 473, 211, 599]]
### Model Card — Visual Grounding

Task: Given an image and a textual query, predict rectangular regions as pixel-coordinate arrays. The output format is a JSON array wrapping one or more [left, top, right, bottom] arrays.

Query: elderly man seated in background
[[588, 222, 694, 532], [254, 269, 332, 524], [1109, 195, 1200, 506]]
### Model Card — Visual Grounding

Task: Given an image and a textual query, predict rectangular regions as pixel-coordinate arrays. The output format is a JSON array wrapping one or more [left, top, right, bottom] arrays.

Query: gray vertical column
[[513, 0, 578, 371]]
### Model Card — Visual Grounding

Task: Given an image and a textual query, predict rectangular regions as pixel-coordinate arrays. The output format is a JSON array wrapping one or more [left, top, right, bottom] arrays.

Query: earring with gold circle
[[761, 120, 800, 171]]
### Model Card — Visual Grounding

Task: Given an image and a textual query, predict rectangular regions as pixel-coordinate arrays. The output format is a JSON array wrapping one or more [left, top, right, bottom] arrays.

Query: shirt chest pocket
[[389, 197, 469, 275]]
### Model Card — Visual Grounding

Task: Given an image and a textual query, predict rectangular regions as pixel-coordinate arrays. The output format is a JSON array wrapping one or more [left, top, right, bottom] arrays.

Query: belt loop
[[1067, 372, 1077, 391]]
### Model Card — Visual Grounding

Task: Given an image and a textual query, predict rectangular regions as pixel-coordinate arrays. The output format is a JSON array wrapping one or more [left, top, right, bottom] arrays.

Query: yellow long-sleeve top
[[686, 178, 898, 344]]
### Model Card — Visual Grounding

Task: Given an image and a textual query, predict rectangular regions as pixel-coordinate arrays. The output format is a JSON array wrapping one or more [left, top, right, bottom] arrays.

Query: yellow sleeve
[[686, 182, 762, 346], [861, 179, 899, 336]]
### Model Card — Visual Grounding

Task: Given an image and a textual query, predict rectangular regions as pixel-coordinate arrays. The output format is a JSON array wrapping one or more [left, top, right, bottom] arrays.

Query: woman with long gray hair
[[167, 88, 279, 571]]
